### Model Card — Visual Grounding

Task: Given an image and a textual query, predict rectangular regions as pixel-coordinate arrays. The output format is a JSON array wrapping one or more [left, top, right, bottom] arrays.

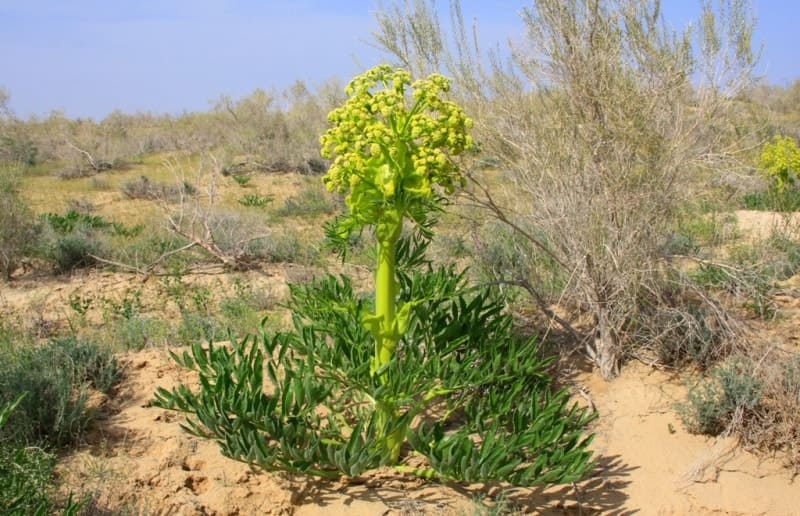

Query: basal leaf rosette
[[320, 65, 473, 240]]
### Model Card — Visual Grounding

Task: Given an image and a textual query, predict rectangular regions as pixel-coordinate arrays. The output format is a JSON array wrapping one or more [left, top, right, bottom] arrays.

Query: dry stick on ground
[[88, 240, 198, 280], [160, 156, 272, 271], [88, 156, 272, 277], [66, 140, 102, 172]]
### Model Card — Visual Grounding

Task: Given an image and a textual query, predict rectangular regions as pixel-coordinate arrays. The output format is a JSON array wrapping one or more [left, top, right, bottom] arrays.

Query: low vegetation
[[0, 334, 119, 513]]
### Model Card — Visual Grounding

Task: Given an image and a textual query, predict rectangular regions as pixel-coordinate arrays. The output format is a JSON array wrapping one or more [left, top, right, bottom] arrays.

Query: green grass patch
[[742, 189, 800, 212], [274, 186, 337, 218]]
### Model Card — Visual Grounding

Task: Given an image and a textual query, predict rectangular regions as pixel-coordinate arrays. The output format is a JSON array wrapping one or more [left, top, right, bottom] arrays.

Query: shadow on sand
[[293, 453, 636, 515]]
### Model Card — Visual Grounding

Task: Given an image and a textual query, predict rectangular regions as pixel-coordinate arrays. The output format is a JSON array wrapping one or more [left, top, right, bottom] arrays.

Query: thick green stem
[[374, 237, 398, 374], [372, 210, 403, 462]]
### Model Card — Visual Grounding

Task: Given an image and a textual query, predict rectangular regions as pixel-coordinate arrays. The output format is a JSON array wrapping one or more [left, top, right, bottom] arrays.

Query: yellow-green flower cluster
[[759, 135, 800, 194], [320, 65, 473, 231]]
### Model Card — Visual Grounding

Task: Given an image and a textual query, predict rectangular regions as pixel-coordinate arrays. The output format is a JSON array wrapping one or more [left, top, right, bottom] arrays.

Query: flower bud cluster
[[320, 65, 473, 229]]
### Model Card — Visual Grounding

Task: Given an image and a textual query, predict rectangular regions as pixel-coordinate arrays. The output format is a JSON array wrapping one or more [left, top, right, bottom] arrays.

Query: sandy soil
[[733, 210, 800, 242]]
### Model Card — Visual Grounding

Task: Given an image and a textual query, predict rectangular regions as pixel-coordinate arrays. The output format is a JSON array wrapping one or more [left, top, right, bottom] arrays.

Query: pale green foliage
[[154, 261, 597, 485]]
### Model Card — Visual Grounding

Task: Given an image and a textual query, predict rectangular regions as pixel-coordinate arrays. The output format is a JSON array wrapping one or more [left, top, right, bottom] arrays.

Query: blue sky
[[0, 0, 796, 120]]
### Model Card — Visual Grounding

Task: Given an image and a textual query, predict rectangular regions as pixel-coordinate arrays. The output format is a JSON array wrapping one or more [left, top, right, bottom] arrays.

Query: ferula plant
[[153, 65, 596, 486], [759, 135, 800, 195]]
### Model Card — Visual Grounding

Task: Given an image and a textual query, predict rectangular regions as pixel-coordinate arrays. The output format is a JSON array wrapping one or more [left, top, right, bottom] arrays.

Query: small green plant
[[679, 357, 762, 435], [108, 221, 143, 238], [155, 66, 595, 485], [103, 288, 143, 321], [44, 211, 108, 234], [67, 292, 94, 317], [66, 292, 94, 332], [231, 174, 252, 187], [238, 193, 273, 208]]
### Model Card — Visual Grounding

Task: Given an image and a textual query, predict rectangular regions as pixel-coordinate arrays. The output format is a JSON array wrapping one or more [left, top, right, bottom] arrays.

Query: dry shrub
[[157, 158, 275, 270], [747, 352, 800, 471], [211, 80, 341, 174], [121, 175, 190, 202], [56, 166, 96, 179], [0, 169, 39, 280], [681, 348, 800, 472], [373, 0, 759, 379]]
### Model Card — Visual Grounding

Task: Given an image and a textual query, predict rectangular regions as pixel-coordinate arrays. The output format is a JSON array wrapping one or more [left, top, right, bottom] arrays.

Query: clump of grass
[[742, 189, 800, 212], [0, 336, 121, 447], [275, 186, 337, 217], [676, 210, 739, 248], [679, 357, 762, 435], [49, 232, 102, 273], [57, 166, 96, 180], [159, 277, 227, 346], [762, 232, 800, 280], [66, 198, 96, 214], [120, 176, 192, 201], [0, 168, 40, 280], [90, 177, 113, 191], [97, 288, 170, 350], [220, 277, 278, 336], [238, 193, 273, 208], [38, 210, 146, 273], [114, 317, 169, 350], [470, 220, 565, 302], [230, 174, 252, 187], [644, 290, 731, 369], [254, 229, 319, 265], [679, 350, 800, 472], [686, 228, 800, 320], [107, 231, 197, 271]]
